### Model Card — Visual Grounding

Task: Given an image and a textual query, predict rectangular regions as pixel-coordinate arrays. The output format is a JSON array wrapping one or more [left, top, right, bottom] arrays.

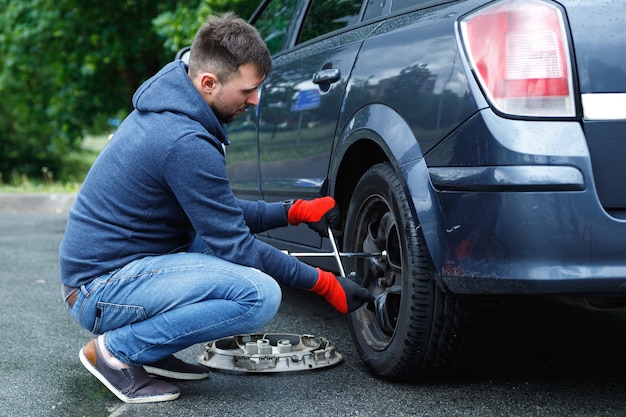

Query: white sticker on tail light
[[459, 0, 575, 118]]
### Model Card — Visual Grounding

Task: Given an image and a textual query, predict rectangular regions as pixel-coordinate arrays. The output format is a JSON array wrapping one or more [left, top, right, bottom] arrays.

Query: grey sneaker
[[79, 339, 180, 404], [144, 355, 210, 380]]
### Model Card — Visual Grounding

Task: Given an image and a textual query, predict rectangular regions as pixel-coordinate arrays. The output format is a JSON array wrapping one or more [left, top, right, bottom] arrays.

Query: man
[[59, 13, 372, 404]]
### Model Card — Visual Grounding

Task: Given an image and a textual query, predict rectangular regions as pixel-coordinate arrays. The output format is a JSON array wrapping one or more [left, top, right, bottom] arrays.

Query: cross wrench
[[286, 227, 387, 322], [284, 226, 386, 277], [327, 227, 346, 277]]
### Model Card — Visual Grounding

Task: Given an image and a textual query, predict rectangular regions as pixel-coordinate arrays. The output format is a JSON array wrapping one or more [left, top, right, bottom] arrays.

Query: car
[[180, 0, 626, 381]]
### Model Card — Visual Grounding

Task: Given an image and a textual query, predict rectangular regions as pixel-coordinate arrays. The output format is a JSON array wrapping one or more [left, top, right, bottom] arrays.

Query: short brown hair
[[188, 12, 272, 82]]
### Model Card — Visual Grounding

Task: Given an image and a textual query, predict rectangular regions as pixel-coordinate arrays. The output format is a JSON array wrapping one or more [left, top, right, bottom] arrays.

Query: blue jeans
[[67, 243, 282, 366]]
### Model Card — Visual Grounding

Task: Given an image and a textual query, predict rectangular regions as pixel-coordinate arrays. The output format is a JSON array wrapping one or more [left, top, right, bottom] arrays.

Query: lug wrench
[[327, 227, 346, 277], [284, 226, 386, 277], [285, 226, 387, 322]]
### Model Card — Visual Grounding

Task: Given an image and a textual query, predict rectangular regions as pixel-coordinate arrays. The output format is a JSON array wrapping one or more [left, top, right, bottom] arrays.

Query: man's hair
[[188, 12, 272, 82]]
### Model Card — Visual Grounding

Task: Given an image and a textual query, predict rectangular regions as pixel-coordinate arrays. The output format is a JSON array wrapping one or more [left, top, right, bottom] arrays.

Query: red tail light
[[460, 0, 575, 117]]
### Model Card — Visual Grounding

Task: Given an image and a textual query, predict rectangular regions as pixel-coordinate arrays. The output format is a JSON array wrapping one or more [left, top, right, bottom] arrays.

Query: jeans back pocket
[[92, 302, 147, 335]]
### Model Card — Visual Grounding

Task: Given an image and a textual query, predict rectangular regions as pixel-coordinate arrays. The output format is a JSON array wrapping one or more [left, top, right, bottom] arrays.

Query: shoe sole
[[143, 365, 210, 381], [79, 347, 180, 404]]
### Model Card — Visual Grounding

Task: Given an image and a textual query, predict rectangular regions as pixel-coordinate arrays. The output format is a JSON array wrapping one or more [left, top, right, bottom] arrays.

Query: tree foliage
[[153, 0, 258, 54], [0, 0, 257, 184]]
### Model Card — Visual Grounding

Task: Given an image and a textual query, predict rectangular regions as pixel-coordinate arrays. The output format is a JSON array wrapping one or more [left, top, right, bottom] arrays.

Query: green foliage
[[0, 0, 259, 185], [153, 0, 260, 54], [153, 3, 214, 54]]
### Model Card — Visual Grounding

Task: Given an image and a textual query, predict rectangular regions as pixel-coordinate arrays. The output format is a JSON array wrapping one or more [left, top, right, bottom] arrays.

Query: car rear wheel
[[344, 162, 474, 381]]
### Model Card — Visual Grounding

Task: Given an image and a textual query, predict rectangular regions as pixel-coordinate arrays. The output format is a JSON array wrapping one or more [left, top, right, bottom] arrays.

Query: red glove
[[310, 268, 373, 314], [287, 197, 340, 237]]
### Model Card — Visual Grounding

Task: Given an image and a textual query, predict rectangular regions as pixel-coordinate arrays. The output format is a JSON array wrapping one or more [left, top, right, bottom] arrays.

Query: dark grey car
[[184, 0, 626, 381]]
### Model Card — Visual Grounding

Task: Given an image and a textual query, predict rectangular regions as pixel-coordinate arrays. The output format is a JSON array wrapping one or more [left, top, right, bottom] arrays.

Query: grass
[[0, 135, 109, 193]]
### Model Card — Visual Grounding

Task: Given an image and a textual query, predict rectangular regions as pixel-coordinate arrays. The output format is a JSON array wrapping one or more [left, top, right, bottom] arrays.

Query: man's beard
[[213, 105, 247, 124]]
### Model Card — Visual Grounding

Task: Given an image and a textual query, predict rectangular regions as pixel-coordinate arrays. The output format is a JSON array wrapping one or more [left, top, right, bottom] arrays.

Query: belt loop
[[80, 284, 90, 298]]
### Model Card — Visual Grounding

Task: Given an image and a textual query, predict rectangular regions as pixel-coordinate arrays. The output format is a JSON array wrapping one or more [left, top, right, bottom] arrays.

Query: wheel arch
[[329, 104, 449, 280], [333, 138, 387, 219]]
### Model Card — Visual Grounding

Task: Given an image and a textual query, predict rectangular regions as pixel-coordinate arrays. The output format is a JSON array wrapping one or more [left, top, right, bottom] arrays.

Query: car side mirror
[[175, 46, 190, 65]]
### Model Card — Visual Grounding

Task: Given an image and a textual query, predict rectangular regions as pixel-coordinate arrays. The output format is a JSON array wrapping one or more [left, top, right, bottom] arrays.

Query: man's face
[[207, 63, 264, 124]]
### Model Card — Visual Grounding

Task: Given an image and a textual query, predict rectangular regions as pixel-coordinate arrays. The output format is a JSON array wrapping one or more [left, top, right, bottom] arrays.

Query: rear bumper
[[418, 109, 626, 296], [436, 187, 626, 295]]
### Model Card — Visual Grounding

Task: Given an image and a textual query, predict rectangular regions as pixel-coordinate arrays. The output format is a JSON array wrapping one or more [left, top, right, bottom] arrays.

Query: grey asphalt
[[2, 193, 626, 417]]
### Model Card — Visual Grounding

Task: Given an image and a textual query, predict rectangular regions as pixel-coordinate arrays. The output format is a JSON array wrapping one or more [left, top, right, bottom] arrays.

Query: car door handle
[[312, 68, 341, 85]]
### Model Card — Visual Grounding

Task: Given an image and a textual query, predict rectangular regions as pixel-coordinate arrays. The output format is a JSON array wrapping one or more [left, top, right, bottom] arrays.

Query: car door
[[256, 0, 368, 247], [225, 0, 300, 201]]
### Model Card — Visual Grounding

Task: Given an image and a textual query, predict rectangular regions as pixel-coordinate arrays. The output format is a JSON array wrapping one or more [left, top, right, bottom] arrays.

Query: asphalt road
[[2, 195, 626, 417]]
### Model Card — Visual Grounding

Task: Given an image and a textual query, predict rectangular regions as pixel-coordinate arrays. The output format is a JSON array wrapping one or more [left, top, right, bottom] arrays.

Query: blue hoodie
[[59, 60, 318, 290]]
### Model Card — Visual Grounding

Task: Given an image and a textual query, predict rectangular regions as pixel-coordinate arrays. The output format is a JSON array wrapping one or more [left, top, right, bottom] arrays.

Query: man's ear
[[200, 72, 219, 93]]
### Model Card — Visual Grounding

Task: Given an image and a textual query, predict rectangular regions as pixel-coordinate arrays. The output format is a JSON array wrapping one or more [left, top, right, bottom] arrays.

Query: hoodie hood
[[132, 60, 230, 146]]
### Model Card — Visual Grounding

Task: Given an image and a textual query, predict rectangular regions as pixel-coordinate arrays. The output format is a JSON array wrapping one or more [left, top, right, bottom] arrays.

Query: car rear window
[[298, 0, 363, 44]]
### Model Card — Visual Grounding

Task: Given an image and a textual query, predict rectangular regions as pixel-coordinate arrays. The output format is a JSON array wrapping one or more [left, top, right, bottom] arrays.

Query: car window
[[255, 0, 299, 55], [391, 0, 443, 12], [298, 0, 364, 44], [363, 0, 388, 20]]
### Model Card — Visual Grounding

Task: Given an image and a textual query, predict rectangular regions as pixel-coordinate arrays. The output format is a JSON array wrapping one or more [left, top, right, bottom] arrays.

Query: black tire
[[344, 162, 474, 381]]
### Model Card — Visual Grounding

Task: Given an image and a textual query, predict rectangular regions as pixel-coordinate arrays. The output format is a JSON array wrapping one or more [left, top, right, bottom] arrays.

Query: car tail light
[[459, 0, 575, 117]]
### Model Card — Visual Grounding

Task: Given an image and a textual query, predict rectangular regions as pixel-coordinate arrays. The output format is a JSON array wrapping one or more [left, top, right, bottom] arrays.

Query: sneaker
[[79, 339, 180, 404], [144, 355, 210, 380]]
